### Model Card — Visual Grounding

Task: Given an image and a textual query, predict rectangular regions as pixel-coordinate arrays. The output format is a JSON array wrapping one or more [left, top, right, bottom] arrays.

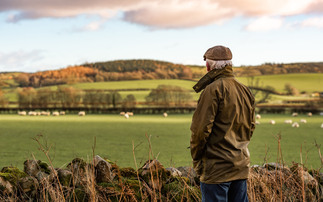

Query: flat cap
[[203, 45, 232, 61]]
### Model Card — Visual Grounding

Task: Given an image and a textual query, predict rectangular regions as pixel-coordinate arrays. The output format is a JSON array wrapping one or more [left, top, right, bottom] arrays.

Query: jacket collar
[[193, 65, 234, 93]]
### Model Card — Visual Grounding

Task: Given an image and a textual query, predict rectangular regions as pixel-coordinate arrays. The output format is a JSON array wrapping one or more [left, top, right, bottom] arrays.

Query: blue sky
[[0, 0, 323, 72]]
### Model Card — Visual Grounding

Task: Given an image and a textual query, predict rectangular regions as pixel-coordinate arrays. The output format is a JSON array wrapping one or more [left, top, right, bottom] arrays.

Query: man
[[190, 45, 256, 202]]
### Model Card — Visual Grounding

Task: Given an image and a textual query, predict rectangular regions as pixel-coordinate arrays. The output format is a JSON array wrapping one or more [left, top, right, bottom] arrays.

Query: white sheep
[[120, 112, 125, 116], [320, 123, 323, 128], [18, 111, 26, 116], [124, 113, 129, 119], [300, 119, 307, 123], [78, 111, 85, 116], [59, 111, 65, 115], [127, 112, 134, 116], [52, 111, 60, 116], [284, 120, 293, 124], [255, 121, 260, 125], [28, 111, 37, 116], [292, 122, 300, 128], [256, 114, 261, 119], [163, 112, 168, 118], [292, 112, 298, 117], [269, 120, 276, 125], [41, 111, 50, 116], [307, 112, 312, 117]]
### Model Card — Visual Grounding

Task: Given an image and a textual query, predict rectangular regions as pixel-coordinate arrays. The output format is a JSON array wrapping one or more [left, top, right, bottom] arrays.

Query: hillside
[[1, 60, 323, 89]]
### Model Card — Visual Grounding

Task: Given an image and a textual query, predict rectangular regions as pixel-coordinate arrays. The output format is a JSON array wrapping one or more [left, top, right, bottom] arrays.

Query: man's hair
[[206, 59, 232, 70]]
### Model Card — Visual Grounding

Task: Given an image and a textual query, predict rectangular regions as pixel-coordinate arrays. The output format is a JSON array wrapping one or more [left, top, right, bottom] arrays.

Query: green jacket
[[190, 66, 256, 184]]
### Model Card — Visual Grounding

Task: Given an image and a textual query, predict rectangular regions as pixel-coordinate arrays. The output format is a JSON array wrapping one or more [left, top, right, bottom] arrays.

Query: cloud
[[301, 17, 323, 28], [244, 17, 283, 31], [0, 50, 44, 72], [0, 0, 322, 29]]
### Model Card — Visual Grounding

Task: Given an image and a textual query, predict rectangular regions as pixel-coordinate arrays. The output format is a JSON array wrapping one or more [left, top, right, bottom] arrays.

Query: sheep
[[18, 111, 26, 116], [28, 111, 37, 116], [127, 112, 134, 116], [78, 111, 85, 116], [269, 120, 276, 125], [124, 113, 129, 119], [284, 120, 293, 124], [163, 112, 168, 118], [59, 111, 65, 115], [307, 112, 312, 117], [292, 122, 300, 128], [52, 111, 60, 116], [255, 121, 260, 125], [41, 111, 50, 116], [321, 123, 323, 128], [292, 112, 298, 117], [300, 119, 307, 123], [120, 112, 125, 116], [256, 114, 261, 119]]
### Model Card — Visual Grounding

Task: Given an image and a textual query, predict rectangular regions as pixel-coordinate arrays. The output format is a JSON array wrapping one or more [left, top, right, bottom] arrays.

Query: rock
[[94, 155, 114, 183], [67, 158, 91, 186], [139, 159, 170, 189], [0, 176, 13, 194], [166, 167, 182, 177], [57, 169, 72, 187], [263, 163, 290, 171], [24, 160, 41, 176], [19, 176, 38, 196], [176, 166, 199, 185]]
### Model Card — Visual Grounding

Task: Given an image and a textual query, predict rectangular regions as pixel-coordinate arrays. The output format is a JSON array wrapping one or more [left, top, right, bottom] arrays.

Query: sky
[[0, 0, 323, 73]]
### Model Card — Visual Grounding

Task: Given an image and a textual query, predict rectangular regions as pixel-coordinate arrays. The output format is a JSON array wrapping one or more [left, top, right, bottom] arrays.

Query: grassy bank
[[0, 114, 322, 170]]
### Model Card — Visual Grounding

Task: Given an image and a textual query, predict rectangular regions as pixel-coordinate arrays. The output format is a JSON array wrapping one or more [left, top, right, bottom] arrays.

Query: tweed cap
[[203, 45, 232, 61]]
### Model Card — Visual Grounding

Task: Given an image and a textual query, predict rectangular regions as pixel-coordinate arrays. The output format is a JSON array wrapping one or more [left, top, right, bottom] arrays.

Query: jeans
[[200, 179, 248, 202]]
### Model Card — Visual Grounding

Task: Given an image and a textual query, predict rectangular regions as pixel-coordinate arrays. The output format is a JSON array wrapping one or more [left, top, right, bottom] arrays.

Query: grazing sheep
[[52, 111, 60, 116], [41, 111, 50, 116], [78, 111, 85, 116], [284, 120, 293, 124], [255, 121, 260, 125], [292, 112, 298, 117], [120, 112, 125, 116], [292, 122, 300, 128], [163, 112, 168, 118], [18, 111, 26, 116], [300, 119, 307, 123], [124, 113, 129, 119], [321, 123, 323, 128], [59, 111, 65, 115], [256, 114, 261, 119], [127, 112, 134, 116], [28, 111, 37, 116], [307, 112, 312, 117], [269, 120, 276, 125]]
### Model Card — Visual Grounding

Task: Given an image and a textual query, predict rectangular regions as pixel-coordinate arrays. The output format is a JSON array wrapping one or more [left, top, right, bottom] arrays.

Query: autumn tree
[[0, 89, 8, 107], [146, 85, 192, 107], [122, 94, 137, 108]]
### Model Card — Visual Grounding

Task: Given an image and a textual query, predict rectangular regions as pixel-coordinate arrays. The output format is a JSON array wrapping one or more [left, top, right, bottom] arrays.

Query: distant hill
[[3, 60, 323, 88]]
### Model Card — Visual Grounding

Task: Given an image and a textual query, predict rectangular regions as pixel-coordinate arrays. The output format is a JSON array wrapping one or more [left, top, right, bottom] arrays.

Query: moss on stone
[[0, 167, 27, 185], [119, 167, 137, 178], [38, 161, 51, 174]]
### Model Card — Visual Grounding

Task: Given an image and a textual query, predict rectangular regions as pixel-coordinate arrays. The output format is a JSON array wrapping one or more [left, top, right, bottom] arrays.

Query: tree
[[0, 89, 8, 107], [15, 74, 30, 87], [17, 87, 37, 108], [122, 94, 137, 108], [111, 91, 122, 108], [284, 83, 299, 96], [146, 85, 192, 107]]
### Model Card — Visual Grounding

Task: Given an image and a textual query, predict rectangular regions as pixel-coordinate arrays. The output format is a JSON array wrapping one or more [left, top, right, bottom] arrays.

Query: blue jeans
[[200, 179, 248, 202]]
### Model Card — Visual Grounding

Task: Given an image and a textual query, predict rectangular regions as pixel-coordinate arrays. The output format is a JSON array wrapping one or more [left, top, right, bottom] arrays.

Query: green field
[[237, 73, 323, 93], [0, 114, 322, 170]]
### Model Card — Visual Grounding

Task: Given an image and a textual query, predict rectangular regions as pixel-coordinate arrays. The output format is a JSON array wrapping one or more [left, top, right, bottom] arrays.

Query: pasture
[[0, 113, 322, 170]]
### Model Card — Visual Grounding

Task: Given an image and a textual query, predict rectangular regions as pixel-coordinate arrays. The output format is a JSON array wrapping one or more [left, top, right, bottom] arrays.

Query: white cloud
[[244, 17, 283, 31], [0, 0, 321, 29], [0, 50, 44, 72], [301, 17, 323, 28]]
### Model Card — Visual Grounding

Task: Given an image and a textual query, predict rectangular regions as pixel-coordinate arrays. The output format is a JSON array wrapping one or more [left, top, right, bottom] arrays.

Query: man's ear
[[206, 61, 211, 72]]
